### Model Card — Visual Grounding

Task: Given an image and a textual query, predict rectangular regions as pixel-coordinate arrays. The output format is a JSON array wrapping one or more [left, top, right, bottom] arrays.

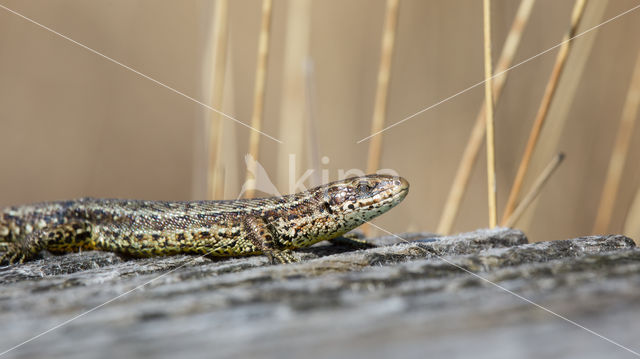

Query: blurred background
[[0, 0, 639, 242]]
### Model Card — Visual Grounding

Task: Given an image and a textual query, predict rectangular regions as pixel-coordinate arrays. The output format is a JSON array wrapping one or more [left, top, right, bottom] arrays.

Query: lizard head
[[271, 174, 409, 247], [317, 174, 409, 226]]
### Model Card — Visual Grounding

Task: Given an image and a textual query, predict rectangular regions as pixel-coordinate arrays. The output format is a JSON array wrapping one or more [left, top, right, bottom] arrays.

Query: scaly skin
[[0, 174, 409, 265]]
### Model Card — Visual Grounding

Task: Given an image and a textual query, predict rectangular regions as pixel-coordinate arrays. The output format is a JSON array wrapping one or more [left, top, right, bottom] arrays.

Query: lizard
[[0, 174, 409, 265]]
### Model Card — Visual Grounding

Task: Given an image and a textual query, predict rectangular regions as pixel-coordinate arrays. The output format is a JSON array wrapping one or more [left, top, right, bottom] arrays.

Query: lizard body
[[0, 175, 408, 264]]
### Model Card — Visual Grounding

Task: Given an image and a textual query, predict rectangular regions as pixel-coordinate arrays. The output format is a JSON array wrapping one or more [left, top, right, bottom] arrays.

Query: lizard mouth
[[363, 176, 410, 209], [396, 177, 409, 194], [394, 186, 409, 202]]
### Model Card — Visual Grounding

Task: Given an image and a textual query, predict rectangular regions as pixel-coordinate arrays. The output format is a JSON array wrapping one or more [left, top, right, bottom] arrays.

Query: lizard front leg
[[243, 217, 298, 264]]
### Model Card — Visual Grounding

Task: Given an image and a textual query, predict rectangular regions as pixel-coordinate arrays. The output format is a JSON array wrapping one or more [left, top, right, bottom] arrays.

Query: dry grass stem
[[624, 186, 640, 244], [504, 153, 565, 228], [244, 0, 273, 199], [363, 0, 400, 236], [501, 0, 587, 224], [219, 62, 239, 199], [513, 1, 609, 230], [592, 49, 640, 234], [437, 0, 535, 234], [366, 0, 400, 175], [483, 0, 498, 228], [277, 0, 311, 190], [207, 0, 229, 200], [304, 60, 322, 187]]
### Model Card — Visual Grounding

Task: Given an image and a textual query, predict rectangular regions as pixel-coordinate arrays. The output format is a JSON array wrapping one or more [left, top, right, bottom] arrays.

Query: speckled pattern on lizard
[[0, 174, 409, 265]]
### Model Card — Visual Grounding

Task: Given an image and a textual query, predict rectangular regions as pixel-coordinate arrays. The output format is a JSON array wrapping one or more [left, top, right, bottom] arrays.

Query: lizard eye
[[357, 181, 374, 194]]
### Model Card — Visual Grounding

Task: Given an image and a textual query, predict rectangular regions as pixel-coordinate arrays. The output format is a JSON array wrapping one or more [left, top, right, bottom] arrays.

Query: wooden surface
[[0, 228, 638, 358]]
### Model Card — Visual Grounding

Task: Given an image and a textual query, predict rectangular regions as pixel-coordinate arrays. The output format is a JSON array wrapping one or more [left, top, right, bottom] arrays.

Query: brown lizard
[[0, 174, 409, 264]]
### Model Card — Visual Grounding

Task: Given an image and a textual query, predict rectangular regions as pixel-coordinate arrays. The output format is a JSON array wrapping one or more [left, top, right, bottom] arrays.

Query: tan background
[[0, 0, 639, 242]]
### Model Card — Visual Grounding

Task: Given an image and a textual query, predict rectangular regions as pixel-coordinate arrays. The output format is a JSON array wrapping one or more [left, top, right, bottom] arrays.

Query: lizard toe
[[267, 249, 299, 264]]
